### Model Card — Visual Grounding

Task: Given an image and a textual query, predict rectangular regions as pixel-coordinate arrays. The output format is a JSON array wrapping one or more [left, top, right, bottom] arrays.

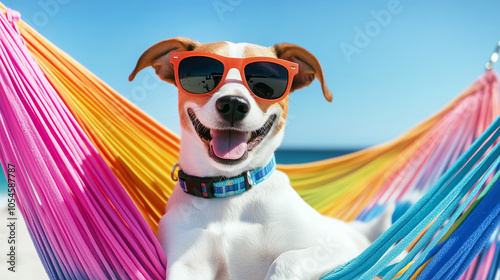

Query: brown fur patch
[[178, 92, 213, 131], [274, 97, 289, 132], [255, 96, 289, 133], [243, 44, 277, 58], [194, 42, 230, 56]]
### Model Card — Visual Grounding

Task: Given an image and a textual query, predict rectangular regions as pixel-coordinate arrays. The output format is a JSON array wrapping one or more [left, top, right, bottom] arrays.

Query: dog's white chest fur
[[158, 171, 372, 280]]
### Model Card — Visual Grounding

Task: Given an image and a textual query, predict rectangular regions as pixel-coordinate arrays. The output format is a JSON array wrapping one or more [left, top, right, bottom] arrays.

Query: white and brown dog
[[129, 38, 391, 280]]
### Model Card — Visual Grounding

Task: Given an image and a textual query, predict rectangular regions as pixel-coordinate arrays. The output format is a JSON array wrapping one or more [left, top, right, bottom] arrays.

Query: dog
[[129, 38, 392, 280]]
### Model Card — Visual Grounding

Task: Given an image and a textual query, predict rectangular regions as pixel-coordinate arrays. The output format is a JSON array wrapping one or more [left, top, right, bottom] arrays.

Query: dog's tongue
[[211, 130, 248, 160]]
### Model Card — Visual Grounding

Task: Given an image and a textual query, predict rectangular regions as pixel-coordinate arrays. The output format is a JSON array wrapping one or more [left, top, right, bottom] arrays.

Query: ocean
[[0, 149, 358, 197], [275, 148, 357, 164]]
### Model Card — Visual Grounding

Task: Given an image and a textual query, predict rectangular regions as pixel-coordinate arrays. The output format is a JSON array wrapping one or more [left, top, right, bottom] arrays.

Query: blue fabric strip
[[417, 172, 500, 279], [384, 132, 500, 279], [322, 115, 500, 280], [409, 167, 500, 279], [486, 230, 500, 280], [397, 153, 500, 279]]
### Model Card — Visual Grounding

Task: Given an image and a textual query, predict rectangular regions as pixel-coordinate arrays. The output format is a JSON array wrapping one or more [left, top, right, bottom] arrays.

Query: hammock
[[1, 4, 499, 279]]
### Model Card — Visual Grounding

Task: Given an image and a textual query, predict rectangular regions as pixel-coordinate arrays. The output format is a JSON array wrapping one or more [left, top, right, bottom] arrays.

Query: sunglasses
[[170, 51, 299, 102]]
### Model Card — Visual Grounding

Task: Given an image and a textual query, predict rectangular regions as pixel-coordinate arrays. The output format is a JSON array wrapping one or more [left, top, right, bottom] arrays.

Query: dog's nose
[[216, 96, 250, 123]]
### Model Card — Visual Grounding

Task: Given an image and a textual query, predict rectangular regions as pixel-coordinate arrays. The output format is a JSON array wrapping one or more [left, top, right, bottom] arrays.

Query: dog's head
[[129, 37, 331, 177]]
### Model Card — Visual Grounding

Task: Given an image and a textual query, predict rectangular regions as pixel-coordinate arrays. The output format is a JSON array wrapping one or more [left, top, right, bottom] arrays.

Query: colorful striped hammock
[[1, 3, 500, 279]]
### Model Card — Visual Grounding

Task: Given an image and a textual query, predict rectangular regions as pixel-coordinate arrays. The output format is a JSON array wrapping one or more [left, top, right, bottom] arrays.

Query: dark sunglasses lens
[[178, 56, 224, 94], [244, 62, 288, 100]]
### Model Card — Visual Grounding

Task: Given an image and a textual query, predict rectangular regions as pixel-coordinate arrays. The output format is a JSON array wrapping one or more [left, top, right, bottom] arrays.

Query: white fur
[[227, 42, 249, 58], [158, 42, 390, 279]]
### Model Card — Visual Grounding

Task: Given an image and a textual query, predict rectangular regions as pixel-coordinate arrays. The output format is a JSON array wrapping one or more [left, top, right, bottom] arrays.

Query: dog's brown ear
[[273, 43, 332, 102], [129, 37, 199, 83]]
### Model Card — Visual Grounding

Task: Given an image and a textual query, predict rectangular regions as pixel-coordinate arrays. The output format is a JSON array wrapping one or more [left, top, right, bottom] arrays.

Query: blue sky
[[1, 0, 500, 150]]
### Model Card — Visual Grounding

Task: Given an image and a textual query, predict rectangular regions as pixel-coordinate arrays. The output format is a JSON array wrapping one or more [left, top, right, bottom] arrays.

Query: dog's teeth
[[247, 132, 252, 141], [210, 130, 214, 138]]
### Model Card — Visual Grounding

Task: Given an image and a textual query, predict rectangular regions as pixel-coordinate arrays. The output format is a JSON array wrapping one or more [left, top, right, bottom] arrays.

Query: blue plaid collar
[[176, 156, 276, 198]]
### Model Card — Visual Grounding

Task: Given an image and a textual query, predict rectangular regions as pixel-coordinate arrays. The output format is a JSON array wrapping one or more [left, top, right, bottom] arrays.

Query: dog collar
[[175, 155, 276, 198]]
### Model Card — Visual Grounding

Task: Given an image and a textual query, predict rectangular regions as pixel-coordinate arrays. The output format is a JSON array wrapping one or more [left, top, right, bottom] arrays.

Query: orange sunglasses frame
[[170, 51, 299, 103]]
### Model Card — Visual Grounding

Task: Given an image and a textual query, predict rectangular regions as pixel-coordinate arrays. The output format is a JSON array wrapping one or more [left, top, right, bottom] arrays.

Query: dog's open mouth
[[187, 109, 276, 164]]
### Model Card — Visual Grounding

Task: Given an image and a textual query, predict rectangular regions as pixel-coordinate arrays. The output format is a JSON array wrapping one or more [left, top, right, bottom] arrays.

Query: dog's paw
[[265, 256, 304, 280], [265, 248, 340, 280], [349, 203, 396, 243]]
